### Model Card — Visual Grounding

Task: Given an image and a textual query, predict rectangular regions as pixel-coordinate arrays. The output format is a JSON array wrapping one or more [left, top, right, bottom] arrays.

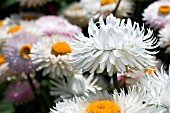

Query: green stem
[[112, 73, 120, 92]]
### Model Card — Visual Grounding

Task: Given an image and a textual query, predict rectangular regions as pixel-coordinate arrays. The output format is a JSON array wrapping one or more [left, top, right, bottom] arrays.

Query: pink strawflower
[[35, 15, 81, 37], [142, 0, 170, 30], [5, 79, 39, 105], [2, 31, 39, 74]]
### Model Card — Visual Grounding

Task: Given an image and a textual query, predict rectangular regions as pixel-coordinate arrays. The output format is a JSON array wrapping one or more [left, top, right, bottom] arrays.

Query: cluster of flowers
[[1, 0, 170, 112]]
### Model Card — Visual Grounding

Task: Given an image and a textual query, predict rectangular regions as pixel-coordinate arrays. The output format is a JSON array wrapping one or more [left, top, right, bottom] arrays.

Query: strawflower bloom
[[158, 23, 170, 53], [35, 15, 81, 37], [138, 66, 170, 112], [30, 35, 73, 78], [50, 87, 165, 113], [70, 14, 158, 76], [142, 0, 170, 30], [5, 79, 39, 105], [2, 31, 39, 74], [50, 71, 101, 102]]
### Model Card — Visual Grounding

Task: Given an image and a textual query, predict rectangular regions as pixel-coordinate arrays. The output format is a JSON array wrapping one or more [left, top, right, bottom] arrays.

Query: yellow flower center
[[85, 100, 120, 113], [51, 42, 71, 56], [20, 44, 32, 59], [101, 0, 116, 6], [0, 54, 5, 64], [0, 20, 3, 27], [147, 67, 156, 74], [7, 25, 22, 33], [158, 5, 170, 13]]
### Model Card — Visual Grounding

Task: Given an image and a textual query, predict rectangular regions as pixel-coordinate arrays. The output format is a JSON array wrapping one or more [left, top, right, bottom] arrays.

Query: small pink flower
[[35, 16, 81, 37], [5, 79, 39, 105]]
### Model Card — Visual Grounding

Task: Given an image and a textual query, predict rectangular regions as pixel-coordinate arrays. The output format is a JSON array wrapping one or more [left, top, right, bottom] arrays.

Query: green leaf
[[0, 98, 15, 113]]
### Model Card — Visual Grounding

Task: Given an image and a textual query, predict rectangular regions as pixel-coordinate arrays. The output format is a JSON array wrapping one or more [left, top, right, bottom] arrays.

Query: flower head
[[142, 0, 170, 30], [5, 79, 39, 105], [50, 87, 163, 113], [138, 65, 170, 112], [50, 71, 101, 102], [35, 15, 81, 37], [70, 14, 158, 76], [30, 35, 73, 78], [2, 31, 39, 74]]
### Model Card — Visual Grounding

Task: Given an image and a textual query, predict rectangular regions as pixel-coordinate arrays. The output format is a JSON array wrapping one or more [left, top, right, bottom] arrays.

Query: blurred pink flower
[[35, 16, 81, 37], [5, 79, 39, 105]]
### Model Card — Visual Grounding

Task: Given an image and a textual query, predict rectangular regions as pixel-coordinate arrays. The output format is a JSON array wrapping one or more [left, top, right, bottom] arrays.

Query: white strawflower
[[30, 35, 73, 78], [70, 14, 158, 76], [138, 65, 170, 112], [158, 23, 170, 53], [50, 71, 101, 102], [50, 87, 166, 113]]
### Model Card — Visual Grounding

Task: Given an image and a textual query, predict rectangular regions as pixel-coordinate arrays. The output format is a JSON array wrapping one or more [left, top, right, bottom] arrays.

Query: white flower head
[[50, 87, 165, 113], [158, 23, 170, 53], [70, 14, 158, 76], [138, 65, 170, 112], [50, 71, 101, 102], [142, 0, 170, 30], [30, 35, 73, 78]]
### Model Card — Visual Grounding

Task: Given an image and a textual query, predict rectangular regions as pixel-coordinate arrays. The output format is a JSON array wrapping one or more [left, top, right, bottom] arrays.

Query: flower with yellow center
[[0, 54, 5, 64], [158, 5, 170, 14], [30, 35, 73, 78], [2, 31, 38, 74], [142, 1, 170, 30], [50, 87, 162, 113], [20, 44, 32, 59], [85, 100, 120, 113], [51, 42, 71, 56], [7, 25, 22, 33], [101, 0, 116, 6]]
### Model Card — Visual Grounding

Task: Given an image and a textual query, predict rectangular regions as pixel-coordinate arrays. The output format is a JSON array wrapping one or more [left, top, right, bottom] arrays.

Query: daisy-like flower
[[2, 31, 39, 74], [30, 35, 73, 78], [142, 0, 170, 30], [19, 0, 50, 8], [35, 15, 81, 37], [81, 0, 133, 19], [138, 66, 170, 112], [50, 87, 165, 113], [158, 23, 170, 53], [70, 14, 158, 76], [5, 79, 39, 105], [50, 71, 101, 102]]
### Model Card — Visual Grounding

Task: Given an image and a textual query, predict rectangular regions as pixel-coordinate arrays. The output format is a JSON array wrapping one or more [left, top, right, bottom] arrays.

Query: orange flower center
[[147, 67, 156, 74], [0, 54, 5, 64], [7, 25, 22, 33], [101, 0, 116, 6], [85, 100, 120, 113], [0, 20, 3, 27], [51, 42, 71, 56], [20, 44, 32, 59], [158, 5, 170, 13]]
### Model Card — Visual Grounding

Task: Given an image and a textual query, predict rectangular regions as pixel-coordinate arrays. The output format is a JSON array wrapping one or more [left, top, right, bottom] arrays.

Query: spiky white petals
[[50, 71, 101, 102], [138, 65, 170, 112], [70, 14, 158, 76]]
